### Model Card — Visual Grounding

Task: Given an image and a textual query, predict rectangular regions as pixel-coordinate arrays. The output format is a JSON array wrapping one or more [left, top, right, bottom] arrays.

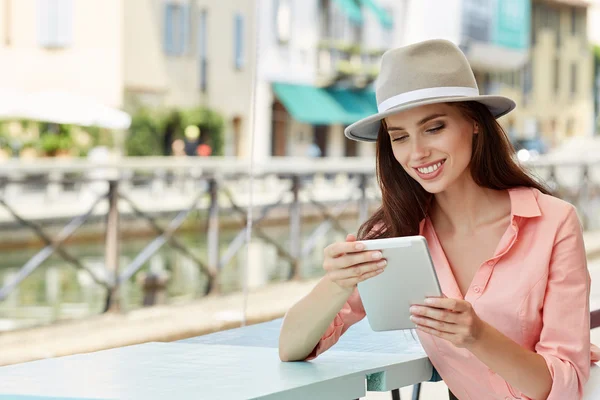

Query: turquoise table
[[0, 318, 433, 400]]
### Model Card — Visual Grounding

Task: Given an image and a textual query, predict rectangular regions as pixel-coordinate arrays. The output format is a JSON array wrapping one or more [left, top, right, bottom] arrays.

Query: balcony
[[316, 40, 384, 88]]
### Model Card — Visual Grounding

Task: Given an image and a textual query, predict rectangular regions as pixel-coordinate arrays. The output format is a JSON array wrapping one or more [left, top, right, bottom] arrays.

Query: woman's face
[[384, 103, 477, 194]]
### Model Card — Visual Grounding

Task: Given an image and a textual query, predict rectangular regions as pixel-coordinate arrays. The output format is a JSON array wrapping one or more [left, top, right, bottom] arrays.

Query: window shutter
[[37, 0, 72, 48], [234, 13, 244, 69], [164, 3, 173, 54], [37, 0, 49, 46], [56, 0, 73, 47], [181, 4, 190, 54]]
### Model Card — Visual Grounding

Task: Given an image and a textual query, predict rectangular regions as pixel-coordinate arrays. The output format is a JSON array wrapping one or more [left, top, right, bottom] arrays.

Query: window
[[381, 7, 394, 48], [199, 10, 208, 92], [555, 9, 561, 49], [531, 3, 538, 45], [275, 0, 291, 44], [234, 13, 245, 70], [571, 63, 577, 97], [522, 61, 533, 105], [37, 0, 73, 48], [164, 3, 190, 56], [553, 57, 560, 94]]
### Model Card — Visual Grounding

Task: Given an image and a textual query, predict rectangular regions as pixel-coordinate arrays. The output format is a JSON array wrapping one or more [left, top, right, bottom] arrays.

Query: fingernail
[[424, 298, 435, 305], [372, 251, 382, 259], [376, 268, 384, 274], [377, 260, 387, 267], [355, 243, 364, 250], [409, 306, 418, 313]]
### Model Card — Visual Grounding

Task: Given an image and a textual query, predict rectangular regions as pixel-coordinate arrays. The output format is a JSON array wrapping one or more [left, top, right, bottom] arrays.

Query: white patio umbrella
[[12, 90, 131, 130], [0, 88, 28, 119]]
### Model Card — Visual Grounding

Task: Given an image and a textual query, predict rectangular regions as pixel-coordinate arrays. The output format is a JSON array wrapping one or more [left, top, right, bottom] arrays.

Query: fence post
[[207, 177, 219, 293], [289, 175, 301, 280], [104, 180, 120, 312]]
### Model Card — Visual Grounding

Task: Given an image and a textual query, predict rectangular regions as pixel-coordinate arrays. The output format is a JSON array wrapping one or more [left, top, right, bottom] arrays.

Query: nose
[[410, 137, 430, 161]]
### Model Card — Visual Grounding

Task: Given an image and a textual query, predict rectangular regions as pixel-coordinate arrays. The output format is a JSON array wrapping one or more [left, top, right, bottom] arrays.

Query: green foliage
[[37, 123, 74, 155], [39, 132, 73, 155], [86, 126, 114, 148], [125, 108, 166, 156], [593, 44, 600, 61], [124, 106, 225, 156]]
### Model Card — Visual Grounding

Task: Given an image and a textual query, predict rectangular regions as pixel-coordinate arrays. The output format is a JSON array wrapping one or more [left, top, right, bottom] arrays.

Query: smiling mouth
[[415, 160, 446, 175]]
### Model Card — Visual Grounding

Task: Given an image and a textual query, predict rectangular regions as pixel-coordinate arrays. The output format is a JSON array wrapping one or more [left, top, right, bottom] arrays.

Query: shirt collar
[[508, 187, 542, 218]]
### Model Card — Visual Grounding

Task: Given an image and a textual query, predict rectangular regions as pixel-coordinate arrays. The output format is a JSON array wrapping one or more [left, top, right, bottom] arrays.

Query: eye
[[426, 123, 445, 133], [391, 134, 408, 142]]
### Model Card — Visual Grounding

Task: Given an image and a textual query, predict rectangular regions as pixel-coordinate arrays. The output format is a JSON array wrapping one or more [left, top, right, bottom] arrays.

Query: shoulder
[[533, 188, 579, 223], [517, 187, 583, 236]]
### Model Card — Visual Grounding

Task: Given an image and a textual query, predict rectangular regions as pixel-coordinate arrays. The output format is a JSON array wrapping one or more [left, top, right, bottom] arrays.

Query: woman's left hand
[[409, 297, 486, 349]]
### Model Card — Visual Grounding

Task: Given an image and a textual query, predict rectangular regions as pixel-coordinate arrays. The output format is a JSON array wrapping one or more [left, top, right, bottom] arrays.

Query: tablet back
[[356, 236, 442, 331]]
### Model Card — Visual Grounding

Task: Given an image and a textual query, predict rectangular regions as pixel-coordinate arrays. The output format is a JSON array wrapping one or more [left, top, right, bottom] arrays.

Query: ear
[[473, 123, 480, 135]]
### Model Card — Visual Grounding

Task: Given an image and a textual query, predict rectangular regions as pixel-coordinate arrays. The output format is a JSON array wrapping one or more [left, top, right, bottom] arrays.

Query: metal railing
[[0, 156, 598, 313], [0, 157, 380, 311]]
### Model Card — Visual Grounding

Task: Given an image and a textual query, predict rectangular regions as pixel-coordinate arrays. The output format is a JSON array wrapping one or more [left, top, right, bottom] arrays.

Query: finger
[[324, 241, 368, 259], [423, 297, 467, 312], [346, 234, 357, 242], [337, 266, 385, 287], [410, 305, 459, 324], [328, 259, 387, 280], [328, 250, 383, 270], [414, 324, 456, 341], [409, 315, 457, 334]]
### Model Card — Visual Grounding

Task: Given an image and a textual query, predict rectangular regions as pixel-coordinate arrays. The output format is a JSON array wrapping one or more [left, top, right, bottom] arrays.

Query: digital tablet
[[356, 235, 443, 331]]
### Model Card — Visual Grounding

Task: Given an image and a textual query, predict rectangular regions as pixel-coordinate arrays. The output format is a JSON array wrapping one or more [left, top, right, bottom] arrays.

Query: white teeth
[[417, 161, 443, 174]]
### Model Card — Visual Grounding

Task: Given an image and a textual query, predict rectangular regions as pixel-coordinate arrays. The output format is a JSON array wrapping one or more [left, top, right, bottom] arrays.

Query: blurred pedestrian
[[171, 139, 185, 157], [184, 125, 200, 156]]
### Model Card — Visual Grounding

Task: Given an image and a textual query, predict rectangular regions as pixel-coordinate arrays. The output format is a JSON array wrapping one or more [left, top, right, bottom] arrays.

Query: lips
[[413, 159, 446, 180]]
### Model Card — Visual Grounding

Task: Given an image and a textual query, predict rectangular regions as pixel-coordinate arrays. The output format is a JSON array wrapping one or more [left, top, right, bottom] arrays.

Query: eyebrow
[[387, 113, 447, 131]]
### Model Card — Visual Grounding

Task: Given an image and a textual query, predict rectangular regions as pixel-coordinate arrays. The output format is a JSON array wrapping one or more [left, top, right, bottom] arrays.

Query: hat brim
[[344, 95, 516, 142]]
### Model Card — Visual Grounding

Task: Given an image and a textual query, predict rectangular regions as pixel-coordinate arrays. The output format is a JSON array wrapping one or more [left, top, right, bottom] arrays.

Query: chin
[[415, 179, 449, 194]]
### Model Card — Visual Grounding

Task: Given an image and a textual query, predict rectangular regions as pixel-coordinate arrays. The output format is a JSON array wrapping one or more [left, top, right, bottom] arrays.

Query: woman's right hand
[[322, 234, 387, 291]]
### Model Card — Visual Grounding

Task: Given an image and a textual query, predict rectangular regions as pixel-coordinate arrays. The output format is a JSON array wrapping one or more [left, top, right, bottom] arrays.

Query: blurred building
[[253, 0, 398, 160], [587, 0, 600, 130], [253, 0, 536, 160], [493, 0, 594, 148], [0, 0, 255, 157]]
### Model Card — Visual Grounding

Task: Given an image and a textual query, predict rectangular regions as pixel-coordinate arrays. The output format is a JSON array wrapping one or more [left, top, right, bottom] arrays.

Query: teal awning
[[272, 83, 377, 126], [359, 0, 393, 29], [328, 87, 378, 122], [333, 0, 363, 25]]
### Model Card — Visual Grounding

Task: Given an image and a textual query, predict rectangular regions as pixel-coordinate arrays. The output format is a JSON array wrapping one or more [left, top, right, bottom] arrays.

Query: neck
[[431, 175, 510, 235]]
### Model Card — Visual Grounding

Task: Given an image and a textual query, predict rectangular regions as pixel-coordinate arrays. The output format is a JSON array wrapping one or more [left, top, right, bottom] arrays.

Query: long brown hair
[[357, 101, 550, 240]]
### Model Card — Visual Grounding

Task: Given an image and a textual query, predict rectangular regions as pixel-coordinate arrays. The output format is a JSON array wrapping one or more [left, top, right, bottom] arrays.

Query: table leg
[[411, 383, 421, 400]]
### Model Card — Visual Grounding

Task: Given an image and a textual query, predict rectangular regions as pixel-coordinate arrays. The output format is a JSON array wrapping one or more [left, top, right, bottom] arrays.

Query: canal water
[[0, 217, 361, 331]]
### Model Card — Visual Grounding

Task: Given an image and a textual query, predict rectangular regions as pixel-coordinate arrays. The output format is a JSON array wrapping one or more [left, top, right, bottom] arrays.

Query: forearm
[[469, 322, 552, 400], [279, 277, 353, 362]]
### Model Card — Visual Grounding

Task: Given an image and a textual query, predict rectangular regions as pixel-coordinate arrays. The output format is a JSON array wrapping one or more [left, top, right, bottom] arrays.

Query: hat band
[[377, 86, 480, 113]]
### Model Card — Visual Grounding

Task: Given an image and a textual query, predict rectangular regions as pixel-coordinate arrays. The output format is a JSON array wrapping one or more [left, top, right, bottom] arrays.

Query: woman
[[278, 39, 600, 399]]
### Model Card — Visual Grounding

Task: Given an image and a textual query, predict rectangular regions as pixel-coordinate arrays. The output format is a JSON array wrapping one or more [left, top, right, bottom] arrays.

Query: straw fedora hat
[[345, 39, 516, 142]]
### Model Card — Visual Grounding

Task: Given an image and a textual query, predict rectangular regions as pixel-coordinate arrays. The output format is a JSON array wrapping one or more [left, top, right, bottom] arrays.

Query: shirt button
[[486, 260, 495, 266], [473, 286, 481, 293]]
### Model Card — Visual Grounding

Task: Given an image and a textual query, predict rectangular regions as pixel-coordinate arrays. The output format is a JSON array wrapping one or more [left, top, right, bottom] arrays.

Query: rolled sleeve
[[534, 207, 591, 399], [305, 288, 366, 360]]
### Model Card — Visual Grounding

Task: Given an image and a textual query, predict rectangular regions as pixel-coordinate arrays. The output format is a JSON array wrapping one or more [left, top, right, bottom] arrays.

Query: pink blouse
[[305, 187, 600, 399]]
